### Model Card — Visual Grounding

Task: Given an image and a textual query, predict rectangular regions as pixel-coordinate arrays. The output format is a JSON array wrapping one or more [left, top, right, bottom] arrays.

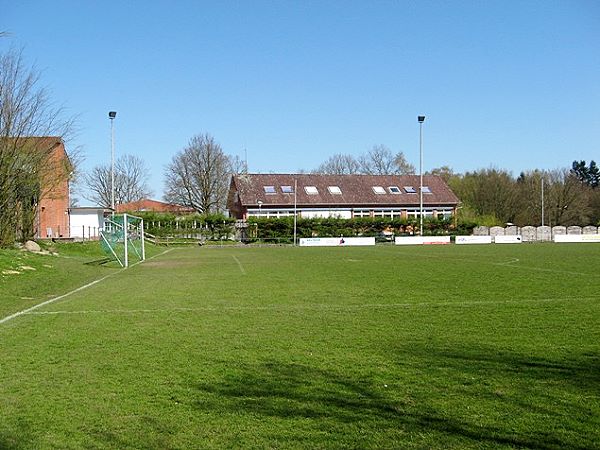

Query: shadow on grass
[[0, 419, 34, 450], [406, 344, 600, 396], [193, 351, 599, 449], [83, 257, 112, 266]]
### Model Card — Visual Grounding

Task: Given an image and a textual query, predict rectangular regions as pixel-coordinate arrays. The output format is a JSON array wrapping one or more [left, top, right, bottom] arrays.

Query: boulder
[[24, 240, 41, 252]]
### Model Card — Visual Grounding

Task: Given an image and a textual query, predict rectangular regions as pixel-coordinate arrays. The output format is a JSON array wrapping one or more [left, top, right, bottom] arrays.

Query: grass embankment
[[0, 244, 599, 449], [0, 241, 161, 319]]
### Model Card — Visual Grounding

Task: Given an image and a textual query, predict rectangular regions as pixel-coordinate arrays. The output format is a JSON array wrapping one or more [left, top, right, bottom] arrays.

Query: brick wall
[[36, 140, 70, 238]]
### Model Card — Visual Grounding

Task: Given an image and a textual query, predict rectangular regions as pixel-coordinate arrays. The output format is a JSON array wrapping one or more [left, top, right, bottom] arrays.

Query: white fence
[[472, 225, 599, 242]]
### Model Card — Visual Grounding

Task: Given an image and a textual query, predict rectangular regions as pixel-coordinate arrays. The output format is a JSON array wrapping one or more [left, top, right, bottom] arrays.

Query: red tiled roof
[[230, 174, 459, 207], [116, 199, 195, 213]]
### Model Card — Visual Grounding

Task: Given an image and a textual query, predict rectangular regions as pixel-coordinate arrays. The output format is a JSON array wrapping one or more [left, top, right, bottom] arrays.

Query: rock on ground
[[24, 240, 41, 252]]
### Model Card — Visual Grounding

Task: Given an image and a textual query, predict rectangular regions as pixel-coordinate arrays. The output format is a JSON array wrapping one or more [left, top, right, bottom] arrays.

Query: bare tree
[[82, 154, 152, 207], [357, 145, 416, 175], [0, 48, 75, 245], [164, 133, 234, 213], [315, 153, 360, 174], [545, 168, 590, 226], [314, 146, 415, 175]]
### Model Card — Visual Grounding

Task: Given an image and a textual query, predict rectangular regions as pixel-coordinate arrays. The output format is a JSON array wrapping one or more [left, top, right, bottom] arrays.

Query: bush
[[135, 212, 235, 240], [246, 216, 469, 241]]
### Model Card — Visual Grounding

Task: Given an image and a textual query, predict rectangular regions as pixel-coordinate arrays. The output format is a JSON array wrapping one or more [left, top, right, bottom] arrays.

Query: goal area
[[100, 214, 145, 267]]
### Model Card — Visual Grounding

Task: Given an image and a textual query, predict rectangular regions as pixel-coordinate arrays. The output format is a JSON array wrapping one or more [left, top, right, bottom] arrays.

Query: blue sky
[[2, 0, 599, 203]]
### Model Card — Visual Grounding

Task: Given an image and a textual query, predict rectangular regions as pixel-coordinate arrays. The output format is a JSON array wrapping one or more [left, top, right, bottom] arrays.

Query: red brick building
[[35, 137, 71, 238], [116, 198, 195, 214]]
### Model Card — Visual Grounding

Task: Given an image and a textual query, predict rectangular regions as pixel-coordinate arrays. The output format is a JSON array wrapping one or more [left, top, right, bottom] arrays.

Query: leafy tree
[[571, 160, 599, 188], [428, 165, 455, 183], [449, 168, 518, 224]]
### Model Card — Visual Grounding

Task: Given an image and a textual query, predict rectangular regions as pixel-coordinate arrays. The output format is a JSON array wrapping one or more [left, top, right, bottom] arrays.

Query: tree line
[[82, 136, 599, 228]]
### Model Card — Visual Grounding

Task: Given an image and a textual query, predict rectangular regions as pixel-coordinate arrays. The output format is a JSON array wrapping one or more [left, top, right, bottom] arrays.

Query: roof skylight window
[[421, 186, 432, 194], [404, 186, 416, 193], [372, 186, 386, 194], [388, 186, 401, 194], [281, 185, 294, 193], [263, 186, 276, 194], [328, 186, 342, 195], [304, 186, 319, 195]]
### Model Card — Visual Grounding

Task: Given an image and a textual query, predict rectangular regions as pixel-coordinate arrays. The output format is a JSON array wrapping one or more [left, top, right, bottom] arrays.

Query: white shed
[[69, 207, 112, 240]]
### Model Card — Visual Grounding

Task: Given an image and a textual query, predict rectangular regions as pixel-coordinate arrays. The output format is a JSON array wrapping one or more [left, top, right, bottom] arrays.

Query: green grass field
[[1, 243, 599, 449]]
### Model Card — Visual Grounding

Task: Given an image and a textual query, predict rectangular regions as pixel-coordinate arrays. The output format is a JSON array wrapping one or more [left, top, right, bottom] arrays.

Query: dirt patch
[[142, 260, 198, 269]]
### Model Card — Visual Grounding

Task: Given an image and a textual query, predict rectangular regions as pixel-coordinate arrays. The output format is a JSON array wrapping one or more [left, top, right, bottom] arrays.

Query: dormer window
[[305, 186, 319, 195], [372, 186, 386, 194]]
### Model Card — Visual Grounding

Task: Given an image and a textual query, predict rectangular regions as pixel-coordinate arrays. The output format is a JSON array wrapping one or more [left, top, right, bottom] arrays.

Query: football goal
[[100, 214, 145, 267]]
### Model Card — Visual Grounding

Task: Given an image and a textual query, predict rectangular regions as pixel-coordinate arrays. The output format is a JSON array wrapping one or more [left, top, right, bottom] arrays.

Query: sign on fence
[[455, 236, 493, 245], [395, 236, 451, 245], [494, 235, 522, 244], [299, 237, 375, 247], [554, 234, 600, 243]]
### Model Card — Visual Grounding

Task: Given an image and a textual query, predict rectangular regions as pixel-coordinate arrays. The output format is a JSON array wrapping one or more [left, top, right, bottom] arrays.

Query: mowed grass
[[0, 243, 599, 449]]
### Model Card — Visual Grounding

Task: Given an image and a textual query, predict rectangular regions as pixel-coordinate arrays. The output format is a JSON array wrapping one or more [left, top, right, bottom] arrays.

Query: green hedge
[[134, 212, 235, 239], [130, 212, 477, 242], [247, 217, 476, 242]]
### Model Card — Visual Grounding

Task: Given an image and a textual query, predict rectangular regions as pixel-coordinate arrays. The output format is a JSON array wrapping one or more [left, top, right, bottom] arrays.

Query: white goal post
[[100, 213, 145, 267]]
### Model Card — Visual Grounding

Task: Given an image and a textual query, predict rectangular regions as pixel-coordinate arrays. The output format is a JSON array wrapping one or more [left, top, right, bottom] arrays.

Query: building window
[[353, 209, 371, 218], [388, 186, 401, 194], [304, 186, 319, 195], [372, 186, 386, 194], [328, 186, 342, 195], [404, 186, 416, 193], [281, 185, 293, 193], [421, 186, 432, 194], [263, 186, 276, 194]]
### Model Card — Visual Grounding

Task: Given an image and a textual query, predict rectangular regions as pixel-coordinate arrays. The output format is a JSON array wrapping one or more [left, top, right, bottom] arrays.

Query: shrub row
[[131, 212, 477, 242], [246, 217, 477, 243]]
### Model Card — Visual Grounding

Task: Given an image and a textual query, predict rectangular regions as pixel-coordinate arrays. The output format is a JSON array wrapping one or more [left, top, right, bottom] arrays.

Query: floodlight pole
[[418, 115, 425, 236], [541, 177, 545, 227], [109, 111, 117, 213], [293, 178, 297, 246]]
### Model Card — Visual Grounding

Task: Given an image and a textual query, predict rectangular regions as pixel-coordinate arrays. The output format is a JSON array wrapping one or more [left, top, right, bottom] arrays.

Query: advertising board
[[455, 235, 493, 245], [394, 236, 451, 245], [494, 235, 522, 244], [299, 237, 376, 247], [554, 234, 600, 243]]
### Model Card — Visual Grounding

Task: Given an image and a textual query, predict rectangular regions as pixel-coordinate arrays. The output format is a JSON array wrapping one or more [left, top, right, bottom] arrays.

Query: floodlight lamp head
[[109, 111, 117, 119], [418, 115, 425, 123]]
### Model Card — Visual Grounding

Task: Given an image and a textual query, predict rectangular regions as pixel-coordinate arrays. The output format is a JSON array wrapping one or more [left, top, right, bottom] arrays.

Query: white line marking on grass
[[0, 248, 173, 326], [494, 257, 520, 266], [21, 296, 599, 317], [232, 255, 246, 275], [394, 251, 599, 277]]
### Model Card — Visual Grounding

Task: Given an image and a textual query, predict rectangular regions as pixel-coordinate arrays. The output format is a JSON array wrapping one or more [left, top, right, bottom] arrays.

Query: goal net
[[100, 213, 145, 267]]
